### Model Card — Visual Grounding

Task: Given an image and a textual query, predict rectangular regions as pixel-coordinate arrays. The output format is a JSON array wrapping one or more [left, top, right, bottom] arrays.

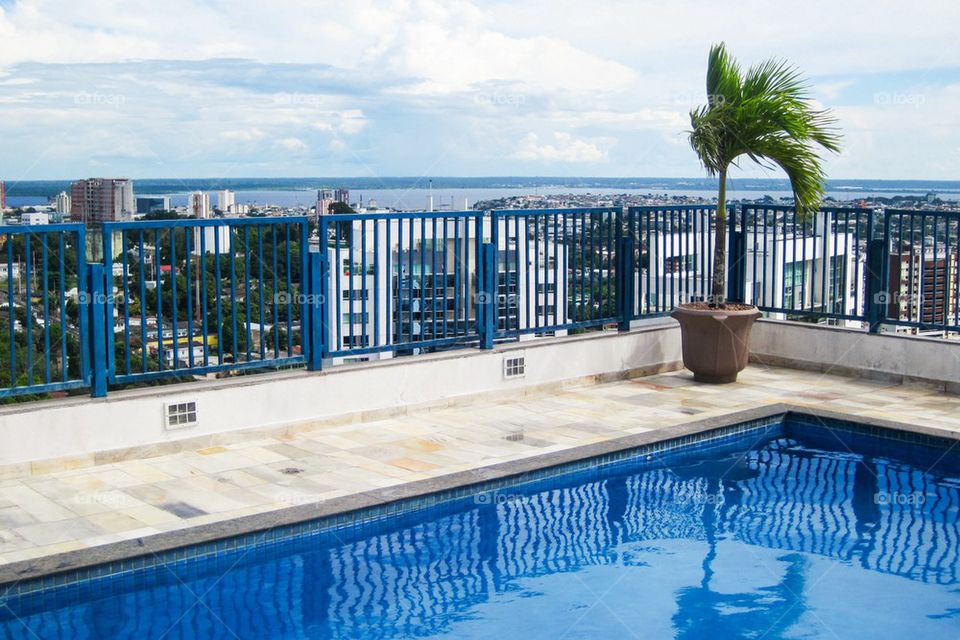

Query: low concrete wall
[[0, 322, 682, 472], [750, 320, 960, 390]]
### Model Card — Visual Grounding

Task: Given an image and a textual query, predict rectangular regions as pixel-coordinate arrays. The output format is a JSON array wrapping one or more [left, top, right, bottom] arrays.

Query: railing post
[[617, 236, 635, 332], [88, 263, 108, 397], [307, 249, 324, 371], [726, 205, 747, 303], [864, 236, 888, 334], [479, 242, 496, 349]]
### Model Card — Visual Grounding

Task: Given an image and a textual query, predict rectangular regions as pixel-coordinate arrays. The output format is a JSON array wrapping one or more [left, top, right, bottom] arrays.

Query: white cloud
[[221, 128, 266, 142], [274, 137, 308, 153], [0, 0, 958, 178], [512, 132, 612, 163]]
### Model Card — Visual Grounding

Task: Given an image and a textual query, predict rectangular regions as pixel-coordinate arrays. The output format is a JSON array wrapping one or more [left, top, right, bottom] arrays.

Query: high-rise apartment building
[[888, 245, 959, 329], [217, 190, 236, 214], [334, 188, 350, 206], [188, 192, 230, 255], [69, 178, 135, 224], [188, 192, 211, 218], [54, 191, 72, 220], [316, 189, 334, 217]]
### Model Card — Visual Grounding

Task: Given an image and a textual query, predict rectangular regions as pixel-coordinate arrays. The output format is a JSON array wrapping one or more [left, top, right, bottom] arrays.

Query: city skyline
[[0, 1, 958, 181]]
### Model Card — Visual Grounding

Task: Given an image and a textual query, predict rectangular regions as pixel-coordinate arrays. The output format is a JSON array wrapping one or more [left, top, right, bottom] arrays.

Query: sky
[[0, 0, 958, 182]]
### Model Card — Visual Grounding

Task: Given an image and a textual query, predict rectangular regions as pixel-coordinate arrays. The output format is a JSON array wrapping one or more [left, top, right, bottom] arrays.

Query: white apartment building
[[189, 192, 231, 255], [21, 212, 49, 226], [55, 192, 71, 219], [217, 190, 236, 214]]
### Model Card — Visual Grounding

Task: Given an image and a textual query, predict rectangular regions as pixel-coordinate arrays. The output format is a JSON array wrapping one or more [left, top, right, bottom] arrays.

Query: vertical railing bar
[[670, 210, 676, 311], [513, 214, 520, 332], [898, 212, 905, 323], [396, 217, 403, 344], [561, 211, 569, 324], [349, 220, 356, 349], [431, 216, 437, 342], [24, 234, 33, 385], [200, 226, 209, 368], [909, 214, 916, 324], [137, 231, 146, 374], [822, 209, 830, 313], [242, 226, 252, 361], [271, 225, 279, 358], [852, 211, 860, 318], [408, 216, 415, 345], [763, 209, 770, 309], [283, 224, 291, 357], [170, 226, 179, 370], [59, 233, 67, 383], [373, 219, 380, 348], [214, 228, 224, 367], [361, 219, 368, 349], [386, 219, 393, 345], [300, 220, 309, 359], [155, 230, 165, 372], [256, 225, 265, 360], [419, 215, 426, 344], [335, 222, 342, 351], [8, 234, 15, 387], [121, 230, 130, 375], [228, 226, 238, 363], [442, 216, 449, 339], [39, 234, 49, 385], [932, 215, 940, 325], [185, 225, 194, 369], [553, 211, 559, 328], [534, 213, 540, 330], [609, 209, 616, 318]]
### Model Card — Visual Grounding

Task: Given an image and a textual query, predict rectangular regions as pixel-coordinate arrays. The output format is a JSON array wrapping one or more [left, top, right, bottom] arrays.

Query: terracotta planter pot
[[670, 304, 761, 384]]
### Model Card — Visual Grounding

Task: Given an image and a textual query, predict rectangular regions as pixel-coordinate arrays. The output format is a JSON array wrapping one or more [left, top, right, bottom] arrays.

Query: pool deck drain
[[0, 365, 959, 584]]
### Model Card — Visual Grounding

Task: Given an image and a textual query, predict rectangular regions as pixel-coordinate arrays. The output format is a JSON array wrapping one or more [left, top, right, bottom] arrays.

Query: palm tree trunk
[[711, 168, 727, 305]]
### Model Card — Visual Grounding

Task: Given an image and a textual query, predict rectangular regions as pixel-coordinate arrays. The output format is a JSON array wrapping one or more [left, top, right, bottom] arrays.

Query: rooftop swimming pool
[[1, 414, 958, 639]]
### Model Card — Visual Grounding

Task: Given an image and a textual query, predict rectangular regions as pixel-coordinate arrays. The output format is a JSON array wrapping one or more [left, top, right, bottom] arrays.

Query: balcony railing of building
[[0, 205, 957, 400]]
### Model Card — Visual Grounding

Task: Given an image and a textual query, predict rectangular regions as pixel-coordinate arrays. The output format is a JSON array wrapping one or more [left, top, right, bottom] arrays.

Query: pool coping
[[1, 402, 957, 588]]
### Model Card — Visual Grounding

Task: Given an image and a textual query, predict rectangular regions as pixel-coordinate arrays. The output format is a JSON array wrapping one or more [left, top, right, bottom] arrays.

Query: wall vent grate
[[165, 401, 198, 430], [503, 355, 526, 379]]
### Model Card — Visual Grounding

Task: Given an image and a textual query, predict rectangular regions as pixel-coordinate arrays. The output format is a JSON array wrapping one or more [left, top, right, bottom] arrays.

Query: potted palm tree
[[673, 42, 840, 383]]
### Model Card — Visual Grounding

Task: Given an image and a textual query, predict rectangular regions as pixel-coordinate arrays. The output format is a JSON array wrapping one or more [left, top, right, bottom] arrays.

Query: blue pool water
[[1, 416, 959, 639]]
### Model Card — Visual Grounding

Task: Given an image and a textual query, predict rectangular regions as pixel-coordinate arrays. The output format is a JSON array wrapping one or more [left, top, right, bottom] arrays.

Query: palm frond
[[688, 42, 841, 212], [687, 42, 841, 299]]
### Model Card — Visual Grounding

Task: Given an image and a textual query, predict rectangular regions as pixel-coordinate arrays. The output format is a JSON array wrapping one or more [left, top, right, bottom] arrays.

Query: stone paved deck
[[1, 365, 958, 569]]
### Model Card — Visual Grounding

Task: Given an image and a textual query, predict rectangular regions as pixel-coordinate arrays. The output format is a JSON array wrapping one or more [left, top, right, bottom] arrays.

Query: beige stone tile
[[1, 365, 957, 569]]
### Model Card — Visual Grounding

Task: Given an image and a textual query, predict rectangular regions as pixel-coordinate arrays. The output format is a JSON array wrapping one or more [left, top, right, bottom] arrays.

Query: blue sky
[[0, 0, 958, 181]]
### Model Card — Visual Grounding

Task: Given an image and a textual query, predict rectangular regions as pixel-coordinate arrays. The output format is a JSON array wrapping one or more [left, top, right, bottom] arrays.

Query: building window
[[784, 261, 805, 309]]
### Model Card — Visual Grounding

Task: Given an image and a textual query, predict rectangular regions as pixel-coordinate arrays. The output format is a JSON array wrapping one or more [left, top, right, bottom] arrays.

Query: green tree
[[688, 43, 840, 303]]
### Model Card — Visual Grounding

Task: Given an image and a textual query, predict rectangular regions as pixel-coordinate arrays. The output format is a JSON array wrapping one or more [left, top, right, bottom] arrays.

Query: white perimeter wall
[[0, 321, 681, 468], [751, 320, 960, 387]]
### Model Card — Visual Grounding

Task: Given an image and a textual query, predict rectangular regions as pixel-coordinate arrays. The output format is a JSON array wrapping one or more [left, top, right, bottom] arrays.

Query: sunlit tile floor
[[0, 365, 958, 567]]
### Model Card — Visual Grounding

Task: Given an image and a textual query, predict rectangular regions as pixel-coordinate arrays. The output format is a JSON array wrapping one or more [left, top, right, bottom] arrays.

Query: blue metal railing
[[880, 209, 960, 333], [629, 205, 717, 316], [318, 211, 484, 359], [1, 205, 957, 400], [492, 208, 623, 336], [738, 205, 874, 323], [0, 223, 90, 399], [102, 217, 312, 386]]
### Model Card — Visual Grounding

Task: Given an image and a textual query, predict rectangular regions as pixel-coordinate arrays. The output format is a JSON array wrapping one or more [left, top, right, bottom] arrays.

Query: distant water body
[[6, 177, 959, 209]]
